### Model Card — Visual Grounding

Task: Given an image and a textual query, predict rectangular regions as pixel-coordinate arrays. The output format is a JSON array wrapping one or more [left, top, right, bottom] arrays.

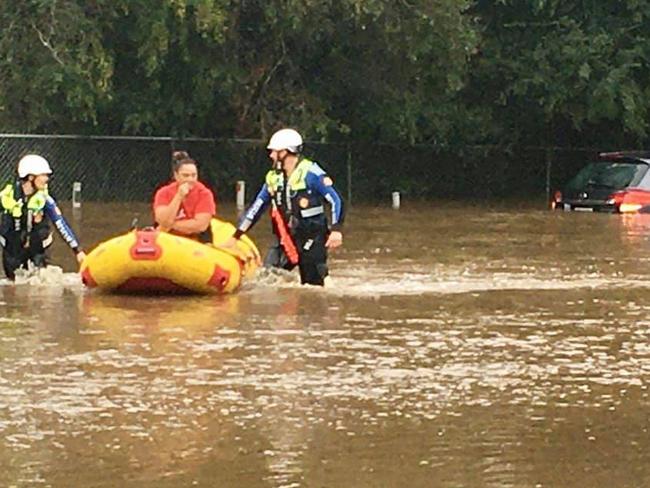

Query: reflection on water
[[1, 203, 650, 487]]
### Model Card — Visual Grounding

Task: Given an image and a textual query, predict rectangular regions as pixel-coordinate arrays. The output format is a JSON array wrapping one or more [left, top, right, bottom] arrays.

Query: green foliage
[[4, 0, 650, 150], [0, 0, 116, 131], [467, 0, 650, 146], [0, 0, 478, 144]]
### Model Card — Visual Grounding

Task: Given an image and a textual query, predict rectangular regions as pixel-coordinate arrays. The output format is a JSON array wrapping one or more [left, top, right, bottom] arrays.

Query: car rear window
[[565, 161, 649, 192]]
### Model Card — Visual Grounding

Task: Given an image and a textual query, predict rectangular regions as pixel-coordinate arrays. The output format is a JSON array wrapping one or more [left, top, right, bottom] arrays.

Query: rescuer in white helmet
[[0, 154, 85, 280], [227, 128, 345, 286]]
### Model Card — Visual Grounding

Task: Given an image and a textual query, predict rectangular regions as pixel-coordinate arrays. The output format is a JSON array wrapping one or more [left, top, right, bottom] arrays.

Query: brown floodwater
[[1, 201, 650, 487]]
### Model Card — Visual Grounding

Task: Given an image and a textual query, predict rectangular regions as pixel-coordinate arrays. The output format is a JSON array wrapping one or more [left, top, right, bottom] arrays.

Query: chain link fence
[[0, 134, 600, 205]]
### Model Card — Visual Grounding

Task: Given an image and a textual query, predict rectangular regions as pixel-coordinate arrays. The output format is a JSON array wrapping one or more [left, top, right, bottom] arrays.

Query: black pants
[[264, 229, 329, 286], [0, 216, 51, 280]]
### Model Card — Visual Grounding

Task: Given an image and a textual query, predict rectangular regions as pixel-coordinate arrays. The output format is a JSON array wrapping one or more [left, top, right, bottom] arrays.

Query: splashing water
[[12, 265, 81, 288], [251, 266, 301, 287]]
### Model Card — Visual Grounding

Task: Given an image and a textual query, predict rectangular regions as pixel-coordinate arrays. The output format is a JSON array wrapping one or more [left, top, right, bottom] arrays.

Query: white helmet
[[18, 154, 52, 178], [267, 128, 303, 154]]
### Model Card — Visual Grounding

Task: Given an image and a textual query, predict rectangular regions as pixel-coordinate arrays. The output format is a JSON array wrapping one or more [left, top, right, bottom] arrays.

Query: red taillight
[[607, 189, 650, 213], [608, 191, 626, 206]]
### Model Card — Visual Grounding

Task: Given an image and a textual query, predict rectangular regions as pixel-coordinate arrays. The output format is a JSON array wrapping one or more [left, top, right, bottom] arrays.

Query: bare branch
[[31, 22, 64, 66], [239, 40, 287, 130], [259, 40, 286, 97]]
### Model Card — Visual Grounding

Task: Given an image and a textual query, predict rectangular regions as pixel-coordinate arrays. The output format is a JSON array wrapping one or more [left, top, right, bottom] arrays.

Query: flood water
[[2, 201, 650, 487]]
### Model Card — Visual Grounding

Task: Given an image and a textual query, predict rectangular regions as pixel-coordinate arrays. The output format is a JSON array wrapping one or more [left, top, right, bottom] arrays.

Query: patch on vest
[[323, 176, 333, 186], [299, 197, 310, 209]]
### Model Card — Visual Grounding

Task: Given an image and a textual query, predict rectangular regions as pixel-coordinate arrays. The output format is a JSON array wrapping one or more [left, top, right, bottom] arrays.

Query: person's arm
[[43, 195, 86, 261], [154, 183, 190, 231], [170, 185, 215, 235], [307, 170, 345, 248], [232, 184, 272, 239], [170, 213, 212, 234], [220, 184, 271, 251], [308, 171, 345, 228]]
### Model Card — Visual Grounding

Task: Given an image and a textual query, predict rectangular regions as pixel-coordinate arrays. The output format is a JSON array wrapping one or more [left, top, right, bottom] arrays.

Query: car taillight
[[607, 189, 650, 213], [607, 191, 624, 205], [620, 203, 643, 213]]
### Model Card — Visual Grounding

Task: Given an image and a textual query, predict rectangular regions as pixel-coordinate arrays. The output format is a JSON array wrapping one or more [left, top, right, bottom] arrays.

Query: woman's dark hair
[[171, 150, 197, 172]]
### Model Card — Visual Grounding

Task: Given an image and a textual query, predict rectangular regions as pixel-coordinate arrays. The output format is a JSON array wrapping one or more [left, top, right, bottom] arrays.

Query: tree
[[221, 0, 478, 143], [0, 0, 116, 132], [467, 0, 650, 147], [0, 0, 479, 144]]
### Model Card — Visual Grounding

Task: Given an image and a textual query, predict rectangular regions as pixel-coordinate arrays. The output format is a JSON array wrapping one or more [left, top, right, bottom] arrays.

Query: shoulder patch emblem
[[299, 197, 310, 208], [323, 176, 333, 186]]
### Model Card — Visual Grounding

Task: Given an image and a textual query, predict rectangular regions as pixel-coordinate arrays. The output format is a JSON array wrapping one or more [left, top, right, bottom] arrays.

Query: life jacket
[[264, 158, 327, 229], [0, 181, 48, 234]]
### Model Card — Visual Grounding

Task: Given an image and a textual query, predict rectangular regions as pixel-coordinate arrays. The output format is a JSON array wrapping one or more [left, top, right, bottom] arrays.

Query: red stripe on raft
[[116, 277, 193, 294], [207, 265, 230, 292], [81, 267, 97, 288], [130, 229, 163, 261]]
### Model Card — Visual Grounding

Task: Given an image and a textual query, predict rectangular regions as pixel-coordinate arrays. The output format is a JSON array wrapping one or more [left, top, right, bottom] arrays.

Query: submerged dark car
[[552, 152, 650, 213]]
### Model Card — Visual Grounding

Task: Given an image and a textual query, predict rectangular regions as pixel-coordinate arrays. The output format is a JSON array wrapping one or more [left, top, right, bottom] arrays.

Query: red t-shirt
[[153, 181, 216, 221]]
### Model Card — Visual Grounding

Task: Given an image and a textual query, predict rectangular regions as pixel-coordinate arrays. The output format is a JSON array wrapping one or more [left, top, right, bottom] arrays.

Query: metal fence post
[[72, 181, 82, 208], [545, 147, 553, 203], [391, 191, 400, 209], [236, 180, 246, 210]]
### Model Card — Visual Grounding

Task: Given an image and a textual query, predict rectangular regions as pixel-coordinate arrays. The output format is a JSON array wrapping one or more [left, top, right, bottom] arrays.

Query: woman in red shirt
[[153, 151, 217, 242]]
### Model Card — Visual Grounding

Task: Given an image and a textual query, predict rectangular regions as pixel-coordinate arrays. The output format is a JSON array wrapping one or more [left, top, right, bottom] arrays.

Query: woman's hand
[[177, 182, 192, 198]]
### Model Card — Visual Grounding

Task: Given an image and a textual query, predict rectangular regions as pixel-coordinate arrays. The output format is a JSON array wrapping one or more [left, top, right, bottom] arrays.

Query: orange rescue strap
[[271, 204, 300, 265]]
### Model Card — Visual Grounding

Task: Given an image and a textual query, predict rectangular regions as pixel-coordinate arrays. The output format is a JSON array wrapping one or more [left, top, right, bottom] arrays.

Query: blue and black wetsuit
[[235, 158, 344, 285], [0, 181, 82, 279]]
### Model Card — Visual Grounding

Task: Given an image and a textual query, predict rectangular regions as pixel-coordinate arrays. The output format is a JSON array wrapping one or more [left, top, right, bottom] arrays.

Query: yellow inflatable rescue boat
[[80, 219, 259, 294]]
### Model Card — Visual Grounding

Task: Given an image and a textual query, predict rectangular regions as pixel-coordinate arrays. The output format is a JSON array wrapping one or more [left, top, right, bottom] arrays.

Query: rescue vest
[[265, 158, 310, 193], [264, 159, 325, 224], [0, 182, 49, 236], [0, 182, 48, 218]]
